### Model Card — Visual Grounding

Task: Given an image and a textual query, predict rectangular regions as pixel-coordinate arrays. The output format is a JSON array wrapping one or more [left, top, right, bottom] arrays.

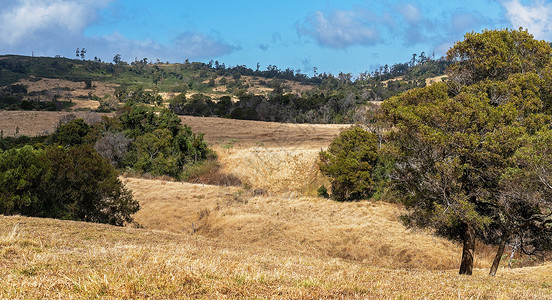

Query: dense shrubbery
[[169, 92, 367, 124], [319, 127, 382, 201], [0, 103, 214, 224], [115, 104, 213, 178], [46, 105, 213, 179], [0, 145, 139, 225], [0, 84, 74, 111]]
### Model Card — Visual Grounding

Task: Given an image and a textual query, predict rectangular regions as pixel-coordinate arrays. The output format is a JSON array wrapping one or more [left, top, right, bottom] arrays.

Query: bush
[[117, 104, 214, 178], [319, 127, 379, 201], [317, 185, 329, 198], [51, 118, 91, 146], [0, 145, 139, 225]]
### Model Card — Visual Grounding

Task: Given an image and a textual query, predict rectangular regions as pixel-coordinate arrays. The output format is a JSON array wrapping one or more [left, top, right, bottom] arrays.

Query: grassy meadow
[[1, 114, 552, 298]]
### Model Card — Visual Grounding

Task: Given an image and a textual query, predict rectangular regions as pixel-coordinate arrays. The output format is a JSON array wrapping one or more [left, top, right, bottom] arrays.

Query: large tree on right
[[382, 28, 552, 276]]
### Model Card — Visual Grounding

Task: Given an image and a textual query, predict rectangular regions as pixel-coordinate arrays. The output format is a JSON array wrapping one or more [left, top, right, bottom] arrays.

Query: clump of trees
[[319, 28, 552, 276], [381, 28, 552, 276], [0, 102, 214, 225], [112, 104, 213, 178], [168, 91, 367, 124], [0, 84, 73, 111], [45, 105, 213, 180], [0, 145, 138, 225]]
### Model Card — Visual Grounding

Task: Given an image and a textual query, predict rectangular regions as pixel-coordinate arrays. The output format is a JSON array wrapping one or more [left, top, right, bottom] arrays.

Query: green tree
[[382, 28, 552, 276], [113, 54, 122, 64], [492, 129, 552, 274], [319, 127, 379, 201], [446, 28, 552, 87], [0, 146, 45, 215], [40, 145, 139, 225], [51, 118, 91, 147]]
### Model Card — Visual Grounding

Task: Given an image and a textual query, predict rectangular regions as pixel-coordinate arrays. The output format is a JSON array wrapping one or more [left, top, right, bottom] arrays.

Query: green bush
[[117, 104, 214, 178], [51, 118, 91, 146], [317, 185, 329, 198], [319, 127, 379, 201], [0, 145, 139, 225]]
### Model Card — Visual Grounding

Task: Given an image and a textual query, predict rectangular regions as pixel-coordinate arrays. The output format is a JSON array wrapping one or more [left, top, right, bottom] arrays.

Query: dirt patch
[[179, 116, 349, 147], [0, 111, 110, 137], [15, 78, 117, 110]]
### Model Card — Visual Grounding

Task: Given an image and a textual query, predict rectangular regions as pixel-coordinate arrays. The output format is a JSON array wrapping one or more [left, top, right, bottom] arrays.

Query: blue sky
[[1, 0, 551, 75]]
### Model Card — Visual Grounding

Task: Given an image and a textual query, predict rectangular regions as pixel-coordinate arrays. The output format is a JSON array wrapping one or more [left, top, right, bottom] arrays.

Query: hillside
[[1, 114, 551, 297], [0, 54, 447, 124], [0, 55, 313, 98], [2, 200, 551, 298]]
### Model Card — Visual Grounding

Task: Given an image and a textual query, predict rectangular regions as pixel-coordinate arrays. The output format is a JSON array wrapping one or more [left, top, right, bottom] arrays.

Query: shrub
[[0, 145, 139, 226], [319, 127, 379, 201], [51, 118, 91, 146], [317, 185, 329, 198]]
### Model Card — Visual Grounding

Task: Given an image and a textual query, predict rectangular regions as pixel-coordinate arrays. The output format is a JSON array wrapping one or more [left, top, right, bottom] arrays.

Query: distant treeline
[[1, 52, 449, 123], [0, 51, 447, 90]]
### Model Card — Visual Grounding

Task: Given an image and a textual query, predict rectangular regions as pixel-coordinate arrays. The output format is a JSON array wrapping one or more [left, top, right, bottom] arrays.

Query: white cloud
[[0, 0, 239, 62], [502, 0, 552, 40], [0, 0, 112, 45], [398, 4, 422, 23], [173, 32, 240, 58], [296, 10, 382, 49]]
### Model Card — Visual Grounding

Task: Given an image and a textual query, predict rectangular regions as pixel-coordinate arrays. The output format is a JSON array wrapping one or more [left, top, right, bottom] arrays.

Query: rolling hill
[[1, 114, 551, 298]]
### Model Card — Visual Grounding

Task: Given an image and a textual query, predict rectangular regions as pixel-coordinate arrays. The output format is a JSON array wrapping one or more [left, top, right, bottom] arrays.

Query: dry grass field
[[1, 113, 552, 298], [179, 116, 348, 147], [1, 216, 551, 298], [0, 110, 110, 137]]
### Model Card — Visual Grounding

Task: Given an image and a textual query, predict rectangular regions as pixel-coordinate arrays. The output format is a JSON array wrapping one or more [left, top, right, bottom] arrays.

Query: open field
[[179, 116, 348, 147], [0, 111, 109, 137], [0, 111, 347, 146], [1, 216, 551, 298], [124, 177, 475, 271], [1, 113, 552, 298]]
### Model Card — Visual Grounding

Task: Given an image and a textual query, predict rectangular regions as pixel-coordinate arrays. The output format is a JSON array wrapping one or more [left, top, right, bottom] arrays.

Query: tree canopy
[[382, 28, 552, 276]]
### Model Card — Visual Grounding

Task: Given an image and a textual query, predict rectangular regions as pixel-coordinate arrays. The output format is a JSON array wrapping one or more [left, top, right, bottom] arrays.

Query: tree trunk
[[459, 222, 475, 275], [489, 235, 507, 276]]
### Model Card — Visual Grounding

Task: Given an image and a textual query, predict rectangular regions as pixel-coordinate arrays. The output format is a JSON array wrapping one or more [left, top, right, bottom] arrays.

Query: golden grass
[[0, 111, 346, 147], [179, 116, 348, 147], [1, 216, 551, 299], [123, 177, 241, 234], [215, 146, 324, 194], [125, 175, 487, 271]]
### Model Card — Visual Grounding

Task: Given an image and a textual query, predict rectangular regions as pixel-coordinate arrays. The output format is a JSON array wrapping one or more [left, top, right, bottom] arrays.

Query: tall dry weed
[[215, 146, 328, 194]]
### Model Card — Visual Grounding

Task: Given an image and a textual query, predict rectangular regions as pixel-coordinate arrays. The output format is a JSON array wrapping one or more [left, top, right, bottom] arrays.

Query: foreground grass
[[1, 216, 551, 299]]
